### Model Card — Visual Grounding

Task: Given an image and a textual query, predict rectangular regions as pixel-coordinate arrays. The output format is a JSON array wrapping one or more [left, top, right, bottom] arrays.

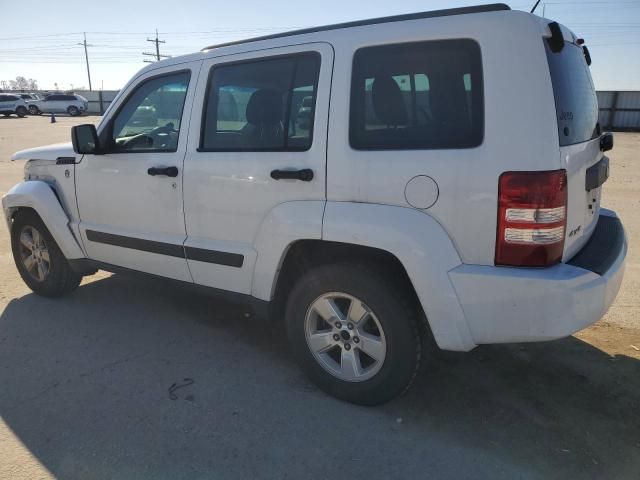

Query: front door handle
[[270, 168, 314, 181], [147, 166, 178, 177]]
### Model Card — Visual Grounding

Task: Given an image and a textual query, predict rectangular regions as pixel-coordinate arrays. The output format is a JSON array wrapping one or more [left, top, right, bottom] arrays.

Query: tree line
[[0, 76, 38, 91]]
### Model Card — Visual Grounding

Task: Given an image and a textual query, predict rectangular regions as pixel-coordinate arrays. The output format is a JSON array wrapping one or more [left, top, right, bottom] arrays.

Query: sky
[[0, 0, 638, 91]]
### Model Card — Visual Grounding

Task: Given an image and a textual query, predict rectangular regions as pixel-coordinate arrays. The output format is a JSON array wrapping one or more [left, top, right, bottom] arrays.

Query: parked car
[[29, 93, 88, 116], [2, 4, 627, 405], [0, 94, 28, 117], [17, 93, 40, 104]]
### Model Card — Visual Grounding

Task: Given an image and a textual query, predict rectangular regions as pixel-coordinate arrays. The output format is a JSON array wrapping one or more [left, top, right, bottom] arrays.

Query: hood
[[11, 142, 75, 162]]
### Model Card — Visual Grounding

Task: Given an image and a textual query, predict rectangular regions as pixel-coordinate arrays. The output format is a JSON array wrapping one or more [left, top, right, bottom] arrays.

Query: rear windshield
[[545, 41, 599, 146]]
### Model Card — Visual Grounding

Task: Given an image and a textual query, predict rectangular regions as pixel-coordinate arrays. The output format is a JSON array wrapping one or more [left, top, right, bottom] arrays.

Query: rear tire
[[67, 106, 79, 116], [286, 263, 423, 405], [11, 210, 82, 297], [16, 106, 27, 118]]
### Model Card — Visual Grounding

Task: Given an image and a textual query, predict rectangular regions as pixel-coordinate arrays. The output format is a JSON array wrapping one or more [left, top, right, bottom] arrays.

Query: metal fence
[[597, 91, 640, 132], [74, 90, 119, 115]]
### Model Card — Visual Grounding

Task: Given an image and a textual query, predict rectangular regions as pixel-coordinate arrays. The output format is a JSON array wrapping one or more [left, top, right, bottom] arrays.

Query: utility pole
[[143, 29, 171, 63], [78, 32, 93, 91]]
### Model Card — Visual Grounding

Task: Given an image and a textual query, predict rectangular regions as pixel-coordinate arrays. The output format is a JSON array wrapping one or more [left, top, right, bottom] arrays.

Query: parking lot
[[0, 115, 638, 479]]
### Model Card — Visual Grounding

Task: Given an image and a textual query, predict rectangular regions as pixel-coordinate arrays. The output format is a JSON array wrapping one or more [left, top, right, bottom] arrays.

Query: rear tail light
[[495, 169, 567, 267]]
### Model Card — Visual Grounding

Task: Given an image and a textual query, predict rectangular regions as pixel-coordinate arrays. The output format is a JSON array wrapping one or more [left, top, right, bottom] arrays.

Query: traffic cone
[[50, 113, 56, 123]]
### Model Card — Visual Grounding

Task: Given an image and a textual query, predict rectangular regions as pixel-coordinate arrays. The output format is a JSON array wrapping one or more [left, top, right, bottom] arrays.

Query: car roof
[[202, 3, 510, 51]]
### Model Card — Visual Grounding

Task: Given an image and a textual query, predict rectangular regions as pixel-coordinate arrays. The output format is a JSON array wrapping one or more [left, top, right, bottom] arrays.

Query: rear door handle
[[147, 166, 178, 177], [270, 168, 314, 181]]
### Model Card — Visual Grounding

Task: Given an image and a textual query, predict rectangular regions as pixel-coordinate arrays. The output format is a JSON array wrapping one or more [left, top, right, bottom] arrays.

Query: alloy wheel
[[18, 225, 50, 282], [304, 292, 387, 382]]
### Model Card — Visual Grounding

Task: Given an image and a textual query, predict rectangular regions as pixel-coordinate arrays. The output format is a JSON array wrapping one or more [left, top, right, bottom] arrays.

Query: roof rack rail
[[202, 3, 511, 51]]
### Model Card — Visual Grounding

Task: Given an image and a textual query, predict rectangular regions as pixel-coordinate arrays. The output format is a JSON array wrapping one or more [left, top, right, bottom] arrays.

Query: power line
[[143, 29, 171, 62]]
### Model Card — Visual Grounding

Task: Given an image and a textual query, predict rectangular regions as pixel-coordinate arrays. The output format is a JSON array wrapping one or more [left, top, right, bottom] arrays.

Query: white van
[[2, 4, 626, 405]]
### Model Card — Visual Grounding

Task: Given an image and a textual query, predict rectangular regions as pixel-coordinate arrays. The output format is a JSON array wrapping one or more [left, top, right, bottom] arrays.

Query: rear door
[[182, 43, 332, 294], [545, 37, 603, 260]]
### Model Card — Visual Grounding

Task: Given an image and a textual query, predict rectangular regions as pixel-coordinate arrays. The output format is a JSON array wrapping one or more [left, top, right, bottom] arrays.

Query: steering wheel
[[121, 122, 176, 149], [149, 122, 175, 136]]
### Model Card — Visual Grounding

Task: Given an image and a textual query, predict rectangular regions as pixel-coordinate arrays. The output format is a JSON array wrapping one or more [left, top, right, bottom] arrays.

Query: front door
[[182, 43, 333, 294], [75, 63, 200, 281]]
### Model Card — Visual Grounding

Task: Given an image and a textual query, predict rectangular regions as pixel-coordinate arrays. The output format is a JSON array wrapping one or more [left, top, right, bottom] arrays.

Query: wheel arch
[[2, 181, 85, 259], [271, 239, 423, 325], [302, 202, 476, 351]]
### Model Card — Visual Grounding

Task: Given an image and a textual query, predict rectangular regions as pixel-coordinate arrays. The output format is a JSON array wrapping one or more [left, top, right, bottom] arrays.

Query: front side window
[[200, 53, 320, 151], [111, 71, 190, 153], [350, 39, 484, 150]]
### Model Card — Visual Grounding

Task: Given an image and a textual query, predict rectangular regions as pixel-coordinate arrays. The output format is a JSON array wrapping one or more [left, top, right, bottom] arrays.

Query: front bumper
[[449, 209, 627, 345]]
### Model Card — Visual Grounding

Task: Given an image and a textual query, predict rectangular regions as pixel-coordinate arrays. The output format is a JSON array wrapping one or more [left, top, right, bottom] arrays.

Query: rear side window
[[200, 52, 320, 151], [350, 39, 483, 150], [545, 42, 599, 146]]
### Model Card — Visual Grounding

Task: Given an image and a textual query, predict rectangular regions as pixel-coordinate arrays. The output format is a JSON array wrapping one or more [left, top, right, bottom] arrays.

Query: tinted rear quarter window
[[201, 52, 320, 152], [350, 39, 483, 150], [545, 42, 599, 146]]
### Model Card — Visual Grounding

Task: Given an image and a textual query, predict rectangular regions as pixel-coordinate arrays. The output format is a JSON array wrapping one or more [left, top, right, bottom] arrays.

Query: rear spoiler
[[547, 22, 564, 52], [546, 21, 592, 65]]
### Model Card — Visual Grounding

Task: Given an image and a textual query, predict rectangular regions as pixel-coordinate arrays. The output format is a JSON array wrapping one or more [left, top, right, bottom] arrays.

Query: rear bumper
[[449, 209, 626, 345]]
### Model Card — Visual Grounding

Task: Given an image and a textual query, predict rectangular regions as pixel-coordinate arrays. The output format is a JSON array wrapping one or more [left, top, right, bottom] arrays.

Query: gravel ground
[[0, 115, 638, 480]]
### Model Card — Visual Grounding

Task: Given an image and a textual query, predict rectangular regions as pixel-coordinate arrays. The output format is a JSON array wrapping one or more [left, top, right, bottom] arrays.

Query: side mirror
[[71, 124, 101, 155], [600, 132, 613, 152]]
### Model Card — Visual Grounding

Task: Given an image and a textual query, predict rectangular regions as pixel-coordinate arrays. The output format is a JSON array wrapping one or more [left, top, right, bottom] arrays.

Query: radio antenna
[[531, 0, 542, 13]]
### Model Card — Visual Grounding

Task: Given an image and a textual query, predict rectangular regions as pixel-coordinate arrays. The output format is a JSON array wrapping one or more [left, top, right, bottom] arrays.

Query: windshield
[[545, 41, 599, 146]]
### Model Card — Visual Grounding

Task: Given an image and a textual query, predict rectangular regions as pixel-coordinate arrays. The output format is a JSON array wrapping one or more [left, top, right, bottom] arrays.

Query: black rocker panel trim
[[85, 230, 244, 267], [87, 260, 269, 319], [184, 246, 244, 268]]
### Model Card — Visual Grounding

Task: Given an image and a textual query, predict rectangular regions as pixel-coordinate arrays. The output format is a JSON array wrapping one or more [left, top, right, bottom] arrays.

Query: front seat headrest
[[245, 89, 283, 126], [371, 76, 408, 127]]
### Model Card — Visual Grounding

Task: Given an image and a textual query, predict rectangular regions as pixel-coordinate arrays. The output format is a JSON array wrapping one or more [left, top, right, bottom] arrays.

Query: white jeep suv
[[29, 93, 88, 116], [2, 4, 627, 405]]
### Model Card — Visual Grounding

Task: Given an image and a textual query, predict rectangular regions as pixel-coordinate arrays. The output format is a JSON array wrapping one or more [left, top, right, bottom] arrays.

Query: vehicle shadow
[[0, 273, 638, 479]]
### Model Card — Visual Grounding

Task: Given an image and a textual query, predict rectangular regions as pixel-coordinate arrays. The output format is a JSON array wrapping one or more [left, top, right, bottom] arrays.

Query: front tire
[[28, 105, 39, 115], [11, 210, 82, 297], [67, 106, 80, 116], [16, 106, 27, 118], [286, 263, 423, 405]]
